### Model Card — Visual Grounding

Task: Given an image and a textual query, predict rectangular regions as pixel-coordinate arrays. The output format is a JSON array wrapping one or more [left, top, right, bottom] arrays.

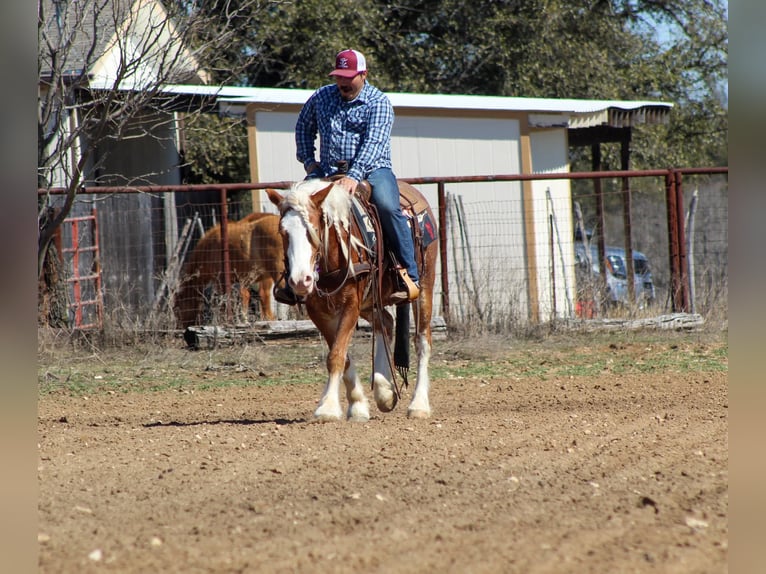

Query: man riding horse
[[274, 48, 420, 305]]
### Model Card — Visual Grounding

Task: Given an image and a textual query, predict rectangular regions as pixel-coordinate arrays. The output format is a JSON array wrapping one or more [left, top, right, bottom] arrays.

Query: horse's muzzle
[[289, 274, 315, 296]]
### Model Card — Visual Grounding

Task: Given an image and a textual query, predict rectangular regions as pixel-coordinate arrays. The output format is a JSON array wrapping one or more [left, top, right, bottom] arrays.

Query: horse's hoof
[[407, 408, 430, 419], [347, 403, 371, 422], [347, 412, 370, 423], [313, 411, 341, 423], [373, 374, 398, 413]]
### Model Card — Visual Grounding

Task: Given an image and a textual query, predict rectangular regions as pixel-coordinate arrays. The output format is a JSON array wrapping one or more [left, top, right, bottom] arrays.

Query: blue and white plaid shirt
[[295, 81, 394, 182]]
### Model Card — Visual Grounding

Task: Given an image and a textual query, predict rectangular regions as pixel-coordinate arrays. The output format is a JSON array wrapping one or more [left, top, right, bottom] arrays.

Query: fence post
[[621, 137, 635, 303], [665, 170, 682, 311], [674, 170, 690, 312], [592, 145, 608, 306], [219, 187, 232, 322], [437, 181, 450, 322]]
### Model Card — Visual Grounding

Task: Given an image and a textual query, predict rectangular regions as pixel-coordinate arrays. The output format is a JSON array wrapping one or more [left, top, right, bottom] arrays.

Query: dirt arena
[[38, 330, 728, 573]]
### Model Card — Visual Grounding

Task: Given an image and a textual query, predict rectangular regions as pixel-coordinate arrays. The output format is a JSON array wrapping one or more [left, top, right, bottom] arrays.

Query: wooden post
[[592, 144, 607, 301], [674, 170, 689, 312], [437, 181, 450, 321], [665, 170, 682, 311], [621, 133, 635, 303], [685, 188, 699, 314], [521, 129, 539, 323], [219, 187, 232, 322]]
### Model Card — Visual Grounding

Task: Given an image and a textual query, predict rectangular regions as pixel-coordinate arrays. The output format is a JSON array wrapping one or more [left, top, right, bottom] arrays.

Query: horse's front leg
[[313, 366, 344, 422], [313, 310, 369, 422], [257, 278, 276, 321], [238, 284, 251, 324], [342, 357, 370, 422]]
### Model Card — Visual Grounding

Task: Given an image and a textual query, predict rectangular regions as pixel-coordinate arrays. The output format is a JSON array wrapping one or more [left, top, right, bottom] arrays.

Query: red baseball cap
[[329, 49, 367, 78]]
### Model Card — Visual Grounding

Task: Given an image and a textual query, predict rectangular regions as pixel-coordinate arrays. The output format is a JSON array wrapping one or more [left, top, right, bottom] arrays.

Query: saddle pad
[[350, 195, 377, 253], [416, 210, 437, 249], [352, 183, 437, 253]]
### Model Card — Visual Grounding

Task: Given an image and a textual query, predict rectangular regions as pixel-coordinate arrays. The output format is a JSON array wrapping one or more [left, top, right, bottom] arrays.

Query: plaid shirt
[[295, 82, 394, 182]]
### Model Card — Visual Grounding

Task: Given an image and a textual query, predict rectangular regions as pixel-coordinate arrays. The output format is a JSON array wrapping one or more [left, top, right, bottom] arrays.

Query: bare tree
[[37, 0, 260, 279]]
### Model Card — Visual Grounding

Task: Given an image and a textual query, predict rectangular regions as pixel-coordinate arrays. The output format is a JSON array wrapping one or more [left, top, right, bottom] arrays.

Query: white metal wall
[[252, 110, 573, 322], [529, 129, 575, 320], [391, 115, 529, 321], [252, 111, 306, 187]]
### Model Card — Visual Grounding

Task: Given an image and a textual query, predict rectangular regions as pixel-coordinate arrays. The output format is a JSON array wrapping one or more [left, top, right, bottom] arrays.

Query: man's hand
[[304, 161, 322, 177], [335, 176, 358, 194]]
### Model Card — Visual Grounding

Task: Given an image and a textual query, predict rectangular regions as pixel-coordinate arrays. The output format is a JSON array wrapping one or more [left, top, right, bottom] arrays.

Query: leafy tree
[[180, 114, 250, 184], [200, 0, 726, 170]]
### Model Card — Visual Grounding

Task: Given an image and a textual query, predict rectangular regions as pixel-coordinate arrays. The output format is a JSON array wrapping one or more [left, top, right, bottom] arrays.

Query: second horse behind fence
[[173, 213, 284, 327]]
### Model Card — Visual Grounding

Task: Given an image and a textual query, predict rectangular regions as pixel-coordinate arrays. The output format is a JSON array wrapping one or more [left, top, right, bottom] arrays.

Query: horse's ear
[[264, 188, 284, 207], [310, 183, 335, 209]]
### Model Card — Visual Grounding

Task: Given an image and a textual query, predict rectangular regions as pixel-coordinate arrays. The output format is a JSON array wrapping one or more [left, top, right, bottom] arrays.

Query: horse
[[265, 178, 438, 421], [173, 213, 284, 327]]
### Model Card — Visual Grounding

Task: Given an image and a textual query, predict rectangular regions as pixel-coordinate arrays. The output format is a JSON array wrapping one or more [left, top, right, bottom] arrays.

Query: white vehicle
[[574, 242, 656, 307]]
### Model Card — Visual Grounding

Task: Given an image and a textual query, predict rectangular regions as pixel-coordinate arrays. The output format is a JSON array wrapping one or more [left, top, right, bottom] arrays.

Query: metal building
[[209, 87, 672, 321]]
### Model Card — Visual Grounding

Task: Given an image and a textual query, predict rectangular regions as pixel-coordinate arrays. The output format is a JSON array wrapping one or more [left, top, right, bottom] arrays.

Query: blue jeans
[[367, 168, 419, 283]]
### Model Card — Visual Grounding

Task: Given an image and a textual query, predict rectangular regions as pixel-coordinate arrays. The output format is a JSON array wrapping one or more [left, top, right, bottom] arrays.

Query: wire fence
[[38, 169, 728, 334]]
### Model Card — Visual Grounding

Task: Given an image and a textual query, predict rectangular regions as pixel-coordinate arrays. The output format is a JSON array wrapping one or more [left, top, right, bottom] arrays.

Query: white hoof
[[313, 414, 341, 423], [347, 400, 371, 422], [407, 408, 431, 419], [372, 373, 398, 413], [313, 404, 342, 422]]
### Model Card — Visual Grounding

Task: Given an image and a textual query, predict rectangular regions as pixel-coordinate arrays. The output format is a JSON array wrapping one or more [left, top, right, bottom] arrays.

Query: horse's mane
[[284, 179, 351, 224], [283, 179, 363, 264]]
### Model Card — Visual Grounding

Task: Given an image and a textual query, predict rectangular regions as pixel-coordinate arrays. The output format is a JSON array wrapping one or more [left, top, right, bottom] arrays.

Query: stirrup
[[390, 268, 420, 304]]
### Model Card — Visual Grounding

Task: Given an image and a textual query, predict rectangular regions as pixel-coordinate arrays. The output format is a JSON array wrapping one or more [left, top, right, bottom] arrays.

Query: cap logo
[[338, 57, 351, 69]]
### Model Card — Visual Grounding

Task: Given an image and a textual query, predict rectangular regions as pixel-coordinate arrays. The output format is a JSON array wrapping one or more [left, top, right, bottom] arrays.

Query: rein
[[315, 235, 357, 299], [307, 199, 374, 299]]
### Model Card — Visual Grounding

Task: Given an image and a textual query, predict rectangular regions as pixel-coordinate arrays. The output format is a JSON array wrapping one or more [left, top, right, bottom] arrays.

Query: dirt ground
[[38, 330, 728, 573]]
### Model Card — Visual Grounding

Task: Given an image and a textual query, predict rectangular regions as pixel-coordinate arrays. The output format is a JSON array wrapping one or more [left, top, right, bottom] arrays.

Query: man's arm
[[295, 94, 319, 168], [346, 96, 394, 183]]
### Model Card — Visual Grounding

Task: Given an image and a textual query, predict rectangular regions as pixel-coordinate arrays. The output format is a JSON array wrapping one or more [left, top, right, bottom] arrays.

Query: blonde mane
[[284, 179, 351, 223], [282, 179, 366, 264]]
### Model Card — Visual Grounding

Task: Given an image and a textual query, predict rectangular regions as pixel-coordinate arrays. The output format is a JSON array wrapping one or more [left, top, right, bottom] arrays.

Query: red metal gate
[[62, 210, 104, 329]]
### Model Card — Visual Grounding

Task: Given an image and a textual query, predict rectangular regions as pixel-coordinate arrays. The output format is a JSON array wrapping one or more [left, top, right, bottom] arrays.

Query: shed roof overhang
[[153, 84, 673, 148], [156, 84, 671, 125]]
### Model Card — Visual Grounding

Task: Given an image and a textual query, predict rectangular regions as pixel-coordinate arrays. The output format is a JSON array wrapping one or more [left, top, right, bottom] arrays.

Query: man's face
[[335, 71, 367, 101]]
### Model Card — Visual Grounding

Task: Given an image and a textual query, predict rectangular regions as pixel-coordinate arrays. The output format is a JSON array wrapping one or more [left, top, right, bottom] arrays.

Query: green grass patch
[[38, 331, 727, 396]]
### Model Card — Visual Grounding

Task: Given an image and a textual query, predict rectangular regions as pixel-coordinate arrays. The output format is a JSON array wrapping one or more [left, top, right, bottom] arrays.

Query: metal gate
[[62, 210, 104, 329]]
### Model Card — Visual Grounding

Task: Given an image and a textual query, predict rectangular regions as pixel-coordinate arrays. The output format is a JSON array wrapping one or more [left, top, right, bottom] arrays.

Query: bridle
[[282, 199, 371, 300]]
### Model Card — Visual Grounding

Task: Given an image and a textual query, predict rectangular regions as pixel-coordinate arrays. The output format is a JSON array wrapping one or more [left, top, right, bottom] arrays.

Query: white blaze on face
[[281, 210, 315, 295]]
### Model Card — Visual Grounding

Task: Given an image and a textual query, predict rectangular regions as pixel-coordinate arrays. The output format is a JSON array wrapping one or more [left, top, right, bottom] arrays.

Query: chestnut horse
[[266, 179, 438, 421], [174, 213, 284, 327]]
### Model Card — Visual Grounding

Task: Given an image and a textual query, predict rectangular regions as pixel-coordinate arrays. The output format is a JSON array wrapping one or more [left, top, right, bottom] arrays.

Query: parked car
[[574, 242, 656, 308]]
